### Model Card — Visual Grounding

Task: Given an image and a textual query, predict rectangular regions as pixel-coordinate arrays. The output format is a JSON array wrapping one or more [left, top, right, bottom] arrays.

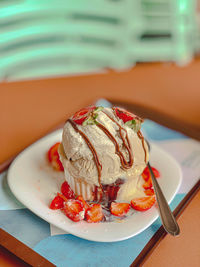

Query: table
[[0, 60, 200, 266]]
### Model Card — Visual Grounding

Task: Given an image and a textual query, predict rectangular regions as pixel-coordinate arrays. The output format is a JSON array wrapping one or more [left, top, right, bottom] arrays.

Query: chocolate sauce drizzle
[[102, 110, 133, 169], [68, 119, 103, 190], [137, 130, 147, 163], [110, 108, 147, 164], [96, 123, 133, 170], [68, 109, 147, 200]]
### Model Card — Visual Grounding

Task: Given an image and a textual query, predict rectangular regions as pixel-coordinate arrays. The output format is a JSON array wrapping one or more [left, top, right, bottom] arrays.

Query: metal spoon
[[146, 140, 180, 236]]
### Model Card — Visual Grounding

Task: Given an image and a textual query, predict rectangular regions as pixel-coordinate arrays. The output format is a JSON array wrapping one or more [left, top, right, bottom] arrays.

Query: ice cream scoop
[[59, 106, 149, 202]]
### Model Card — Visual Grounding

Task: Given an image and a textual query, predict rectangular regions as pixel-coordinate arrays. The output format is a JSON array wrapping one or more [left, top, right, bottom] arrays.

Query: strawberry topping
[[50, 194, 64, 210], [72, 106, 96, 125], [114, 107, 138, 123], [142, 166, 160, 189], [47, 142, 64, 171], [143, 177, 152, 189], [110, 202, 130, 217], [63, 199, 85, 222], [76, 195, 90, 211], [85, 204, 104, 223], [61, 181, 75, 199], [57, 193, 68, 202], [144, 188, 155, 196], [142, 166, 160, 181], [131, 196, 156, 211]]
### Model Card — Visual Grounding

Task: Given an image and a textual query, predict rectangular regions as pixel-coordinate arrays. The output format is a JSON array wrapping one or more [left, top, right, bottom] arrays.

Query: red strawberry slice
[[50, 194, 64, 210], [61, 181, 75, 199], [143, 177, 152, 189], [76, 195, 90, 211], [144, 188, 155, 196], [64, 199, 85, 222], [151, 167, 160, 178], [72, 106, 96, 125], [110, 202, 130, 217], [131, 196, 156, 211], [142, 166, 160, 181], [57, 193, 68, 202], [85, 204, 104, 223], [142, 166, 160, 189], [142, 169, 150, 182], [47, 142, 64, 171], [114, 107, 138, 123]]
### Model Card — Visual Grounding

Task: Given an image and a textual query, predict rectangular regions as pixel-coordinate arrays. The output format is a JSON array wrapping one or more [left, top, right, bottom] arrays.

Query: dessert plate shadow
[[7, 129, 182, 242]]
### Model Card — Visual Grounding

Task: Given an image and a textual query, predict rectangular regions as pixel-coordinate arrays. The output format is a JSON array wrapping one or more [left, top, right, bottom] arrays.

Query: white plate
[[7, 129, 182, 242]]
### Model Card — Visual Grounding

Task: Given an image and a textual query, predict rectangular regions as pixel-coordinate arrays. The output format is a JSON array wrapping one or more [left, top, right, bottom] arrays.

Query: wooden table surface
[[0, 59, 200, 266]]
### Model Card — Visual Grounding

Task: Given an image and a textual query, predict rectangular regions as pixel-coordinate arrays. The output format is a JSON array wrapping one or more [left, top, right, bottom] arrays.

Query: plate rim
[[7, 130, 182, 242]]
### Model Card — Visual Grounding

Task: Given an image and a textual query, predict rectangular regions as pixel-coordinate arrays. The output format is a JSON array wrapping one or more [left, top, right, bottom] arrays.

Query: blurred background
[[1, 3, 200, 266], [0, 0, 200, 164], [0, 0, 200, 81]]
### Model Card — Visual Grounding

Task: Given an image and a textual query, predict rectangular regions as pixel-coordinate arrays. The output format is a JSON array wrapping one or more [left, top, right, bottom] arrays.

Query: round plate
[[7, 129, 182, 242]]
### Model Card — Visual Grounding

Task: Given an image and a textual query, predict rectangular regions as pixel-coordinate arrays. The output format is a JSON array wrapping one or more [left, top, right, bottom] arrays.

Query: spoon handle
[[147, 163, 180, 236]]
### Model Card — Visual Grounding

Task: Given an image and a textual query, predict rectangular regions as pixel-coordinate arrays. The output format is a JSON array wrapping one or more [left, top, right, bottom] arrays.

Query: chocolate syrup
[[108, 109, 147, 164], [137, 130, 147, 163], [101, 111, 133, 169]]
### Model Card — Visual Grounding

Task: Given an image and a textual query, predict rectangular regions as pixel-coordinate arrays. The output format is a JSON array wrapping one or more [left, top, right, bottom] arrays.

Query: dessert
[[58, 106, 149, 203], [48, 106, 160, 223]]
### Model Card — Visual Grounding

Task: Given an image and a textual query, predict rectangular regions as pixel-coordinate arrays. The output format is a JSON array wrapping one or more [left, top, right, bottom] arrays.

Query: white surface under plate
[[7, 129, 182, 242]]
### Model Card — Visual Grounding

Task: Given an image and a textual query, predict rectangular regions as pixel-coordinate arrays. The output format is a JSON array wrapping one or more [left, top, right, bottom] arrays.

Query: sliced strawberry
[[76, 195, 90, 211], [47, 142, 64, 171], [85, 204, 104, 223], [110, 202, 130, 217], [57, 192, 68, 202], [144, 188, 155, 196], [142, 170, 150, 182], [50, 194, 64, 210], [114, 107, 138, 123], [142, 166, 160, 181], [63, 199, 85, 222], [131, 196, 156, 211], [143, 177, 152, 189], [152, 167, 160, 178], [61, 181, 75, 199], [142, 166, 160, 189], [72, 106, 96, 125]]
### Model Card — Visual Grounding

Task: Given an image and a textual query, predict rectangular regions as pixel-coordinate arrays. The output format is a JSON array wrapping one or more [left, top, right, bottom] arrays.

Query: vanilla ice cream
[[59, 107, 149, 202]]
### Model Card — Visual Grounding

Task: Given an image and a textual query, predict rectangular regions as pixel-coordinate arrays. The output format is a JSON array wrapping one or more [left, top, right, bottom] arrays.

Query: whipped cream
[[60, 108, 149, 187]]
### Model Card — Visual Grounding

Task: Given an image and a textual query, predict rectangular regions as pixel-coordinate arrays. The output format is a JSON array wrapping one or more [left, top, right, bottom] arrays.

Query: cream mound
[[59, 107, 149, 202]]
